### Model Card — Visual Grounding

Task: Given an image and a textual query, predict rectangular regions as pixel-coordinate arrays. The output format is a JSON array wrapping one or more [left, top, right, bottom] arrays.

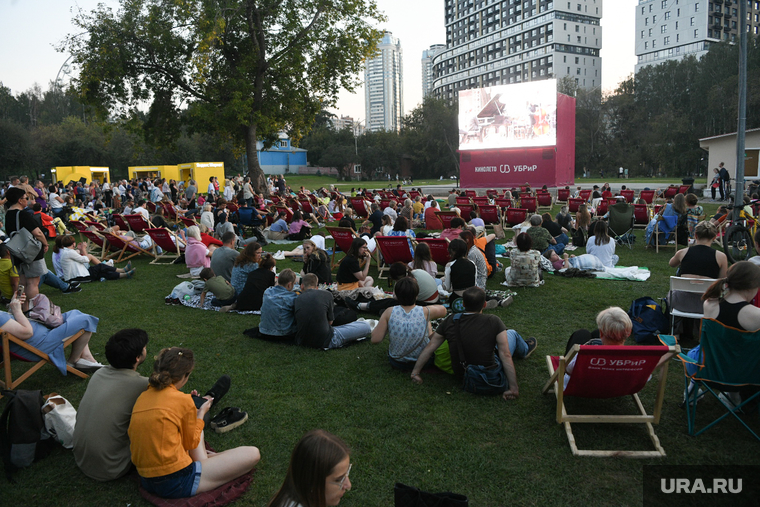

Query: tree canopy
[[65, 0, 385, 192]]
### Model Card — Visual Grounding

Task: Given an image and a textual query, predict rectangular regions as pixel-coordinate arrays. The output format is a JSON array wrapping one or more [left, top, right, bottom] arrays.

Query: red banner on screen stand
[[459, 93, 575, 189]]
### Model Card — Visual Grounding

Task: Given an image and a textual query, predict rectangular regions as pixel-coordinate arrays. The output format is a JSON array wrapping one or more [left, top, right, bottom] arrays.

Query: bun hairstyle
[[702, 261, 760, 301], [148, 347, 195, 389]]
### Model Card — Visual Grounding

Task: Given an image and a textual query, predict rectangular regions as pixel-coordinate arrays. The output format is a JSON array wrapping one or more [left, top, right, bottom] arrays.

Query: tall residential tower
[[432, 0, 603, 101], [365, 31, 404, 132], [422, 44, 446, 97]]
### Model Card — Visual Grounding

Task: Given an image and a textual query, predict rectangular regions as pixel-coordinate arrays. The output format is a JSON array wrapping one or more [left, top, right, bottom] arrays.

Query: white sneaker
[[357, 318, 379, 333], [71, 358, 104, 370], [273, 251, 286, 260], [105, 259, 114, 267]]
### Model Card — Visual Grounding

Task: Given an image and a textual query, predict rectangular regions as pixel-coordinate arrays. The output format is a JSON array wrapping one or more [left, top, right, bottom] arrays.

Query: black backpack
[[0, 390, 54, 481]]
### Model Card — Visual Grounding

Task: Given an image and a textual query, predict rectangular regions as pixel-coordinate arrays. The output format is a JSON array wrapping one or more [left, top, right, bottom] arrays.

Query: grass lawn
[[4, 200, 758, 507]]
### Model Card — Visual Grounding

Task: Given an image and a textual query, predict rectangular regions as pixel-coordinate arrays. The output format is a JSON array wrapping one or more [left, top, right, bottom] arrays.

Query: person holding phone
[[335, 237, 374, 291], [129, 347, 259, 499]]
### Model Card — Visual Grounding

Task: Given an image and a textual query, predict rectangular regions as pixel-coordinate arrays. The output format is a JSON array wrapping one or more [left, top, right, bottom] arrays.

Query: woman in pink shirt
[[287, 211, 312, 240], [185, 226, 214, 276]]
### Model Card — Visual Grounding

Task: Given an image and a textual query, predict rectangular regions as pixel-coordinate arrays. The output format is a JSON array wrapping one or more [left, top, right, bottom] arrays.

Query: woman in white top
[[55, 235, 134, 282], [200, 204, 215, 231], [48, 184, 66, 218], [586, 221, 618, 268]]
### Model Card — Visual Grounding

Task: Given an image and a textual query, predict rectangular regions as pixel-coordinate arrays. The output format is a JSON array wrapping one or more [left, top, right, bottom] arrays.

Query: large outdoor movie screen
[[458, 79, 557, 151]]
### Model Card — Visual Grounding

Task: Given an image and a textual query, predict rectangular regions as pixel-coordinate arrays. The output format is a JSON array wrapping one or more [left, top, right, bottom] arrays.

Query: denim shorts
[[140, 461, 201, 499]]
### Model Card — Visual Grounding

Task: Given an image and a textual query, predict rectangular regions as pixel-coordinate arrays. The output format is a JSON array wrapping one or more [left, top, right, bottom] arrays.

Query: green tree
[[65, 0, 385, 193], [401, 97, 459, 179]]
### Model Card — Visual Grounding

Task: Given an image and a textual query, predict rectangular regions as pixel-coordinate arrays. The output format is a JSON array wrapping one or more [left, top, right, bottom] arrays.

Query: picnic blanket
[[546, 266, 650, 281], [176, 294, 261, 314]]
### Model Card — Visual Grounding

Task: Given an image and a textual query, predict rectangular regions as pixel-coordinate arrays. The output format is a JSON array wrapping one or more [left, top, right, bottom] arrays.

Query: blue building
[[256, 134, 308, 175]]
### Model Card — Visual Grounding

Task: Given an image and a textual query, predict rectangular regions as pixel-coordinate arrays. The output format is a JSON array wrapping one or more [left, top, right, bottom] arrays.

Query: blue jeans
[[329, 321, 371, 349], [554, 233, 570, 246], [39, 271, 68, 291], [542, 243, 565, 256], [140, 461, 201, 499], [507, 329, 529, 359]]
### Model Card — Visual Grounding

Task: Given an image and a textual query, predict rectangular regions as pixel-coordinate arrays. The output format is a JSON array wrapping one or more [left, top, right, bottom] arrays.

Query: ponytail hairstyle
[[148, 347, 195, 390], [702, 261, 760, 301]]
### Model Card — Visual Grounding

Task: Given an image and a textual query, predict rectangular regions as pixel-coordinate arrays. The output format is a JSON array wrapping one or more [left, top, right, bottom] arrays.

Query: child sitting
[[199, 268, 236, 307]]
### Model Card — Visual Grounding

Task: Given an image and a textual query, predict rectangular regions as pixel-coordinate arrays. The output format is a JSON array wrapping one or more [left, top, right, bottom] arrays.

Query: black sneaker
[[210, 407, 248, 434], [63, 284, 82, 294], [343, 297, 360, 312], [523, 337, 538, 359], [69, 281, 81, 289], [204, 374, 231, 409]]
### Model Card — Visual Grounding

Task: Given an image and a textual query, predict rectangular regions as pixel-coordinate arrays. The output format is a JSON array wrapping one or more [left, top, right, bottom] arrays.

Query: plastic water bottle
[[183, 295, 191, 301], [100, 277, 106, 282]]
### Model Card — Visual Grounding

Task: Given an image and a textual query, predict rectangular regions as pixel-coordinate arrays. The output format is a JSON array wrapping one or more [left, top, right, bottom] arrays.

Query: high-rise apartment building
[[422, 44, 446, 97], [432, 0, 603, 101], [365, 31, 404, 132], [635, 0, 760, 73]]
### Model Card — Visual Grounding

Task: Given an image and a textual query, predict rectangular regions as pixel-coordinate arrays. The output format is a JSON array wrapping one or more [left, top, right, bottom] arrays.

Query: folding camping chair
[[541, 344, 678, 457], [100, 232, 156, 263], [633, 204, 650, 229], [146, 228, 186, 264], [435, 211, 460, 229], [417, 238, 450, 276], [1, 329, 89, 392], [537, 192, 553, 211], [661, 319, 760, 441], [124, 214, 152, 233], [325, 226, 359, 269], [375, 235, 415, 281], [520, 196, 537, 214], [556, 188, 570, 205], [608, 203, 635, 249], [666, 276, 716, 335], [567, 198, 583, 213]]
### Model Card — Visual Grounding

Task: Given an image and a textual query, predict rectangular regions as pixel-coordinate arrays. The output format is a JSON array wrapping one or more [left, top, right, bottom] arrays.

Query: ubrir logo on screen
[[474, 165, 538, 173]]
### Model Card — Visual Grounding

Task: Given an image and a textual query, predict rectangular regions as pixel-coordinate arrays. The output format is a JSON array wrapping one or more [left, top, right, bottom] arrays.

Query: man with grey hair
[[526, 214, 562, 255]]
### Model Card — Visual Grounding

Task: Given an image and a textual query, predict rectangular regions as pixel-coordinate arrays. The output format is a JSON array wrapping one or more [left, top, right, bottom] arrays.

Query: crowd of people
[[5, 172, 759, 505]]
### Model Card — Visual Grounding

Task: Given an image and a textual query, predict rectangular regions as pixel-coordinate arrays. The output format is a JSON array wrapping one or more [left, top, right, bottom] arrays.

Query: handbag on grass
[[492, 222, 506, 240], [394, 482, 469, 507], [6, 212, 42, 264]]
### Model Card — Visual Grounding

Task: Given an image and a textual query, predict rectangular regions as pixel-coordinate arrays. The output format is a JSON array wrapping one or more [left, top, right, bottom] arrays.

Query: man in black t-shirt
[[294, 274, 373, 349], [410, 287, 536, 401], [368, 203, 383, 236]]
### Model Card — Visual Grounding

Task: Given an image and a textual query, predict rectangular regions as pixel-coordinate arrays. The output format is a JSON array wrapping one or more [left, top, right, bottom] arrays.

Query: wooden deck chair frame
[[416, 237, 450, 276], [556, 188, 570, 205], [653, 215, 679, 253], [537, 192, 553, 211], [80, 230, 113, 261], [100, 232, 157, 263], [541, 344, 678, 458], [113, 213, 130, 231], [1, 330, 88, 391], [375, 236, 415, 280], [146, 228, 186, 264], [667, 277, 717, 335], [661, 320, 760, 441]]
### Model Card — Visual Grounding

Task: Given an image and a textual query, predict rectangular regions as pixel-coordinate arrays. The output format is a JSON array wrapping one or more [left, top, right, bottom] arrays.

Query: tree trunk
[[246, 122, 268, 196]]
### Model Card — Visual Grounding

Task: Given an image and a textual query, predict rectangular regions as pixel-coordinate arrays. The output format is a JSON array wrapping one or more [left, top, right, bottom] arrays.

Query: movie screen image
[[458, 79, 557, 151]]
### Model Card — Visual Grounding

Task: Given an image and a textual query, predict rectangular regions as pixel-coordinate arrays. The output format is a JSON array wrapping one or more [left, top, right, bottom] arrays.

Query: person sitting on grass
[[221, 254, 276, 313], [336, 238, 373, 291], [294, 274, 374, 349], [440, 216, 466, 242], [526, 214, 562, 256], [265, 211, 289, 240], [230, 242, 262, 295], [408, 241, 438, 280], [410, 287, 537, 400], [267, 430, 352, 507], [586, 220, 618, 268], [505, 233, 542, 288], [73, 328, 150, 482], [57, 235, 135, 282], [371, 276, 448, 371], [129, 347, 259, 499], [185, 225, 216, 277], [209, 231, 239, 282], [287, 210, 313, 240], [258, 268, 298, 339], [386, 216, 416, 256], [302, 238, 332, 285], [198, 268, 236, 308]]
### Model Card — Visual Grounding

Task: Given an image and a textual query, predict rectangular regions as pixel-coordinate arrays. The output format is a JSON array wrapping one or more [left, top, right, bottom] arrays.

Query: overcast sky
[[0, 0, 636, 121]]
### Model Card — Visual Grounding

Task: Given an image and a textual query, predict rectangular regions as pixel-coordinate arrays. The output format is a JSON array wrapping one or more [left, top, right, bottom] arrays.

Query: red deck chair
[[100, 232, 156, 263], [639, 189, 655, 205], [146, 201, 157, 213], [537, 192, 553, 210], [416, 238, 450, 276], [84, 220, 105, 231], [1, 329, 88, 391], [299, 199, 314, 214], [275, 205, 294, 223], [178, 216, 198, 228], [505, 208, 528, 226], [495, 198, 512, 209], [457, 203, 474, 219], [112, 213, 130, 231], [542, 344, 678, 457], [380, 199, 391, 209], [146, 228, 186, 265], [677, 185, 690, 194], [567, 198, 583, 213], [375, 235, 415, 280], [434, 211, 460, 229], [271, 195, 282, 204], [472, 197, 489, 206], [595, 200, 608, 216], [227, 203, 239, 213], [555, 188, 570, 204], [578, 189, 592, 202], [80, 230, 111, 260], [633, 203, 650, 228], [486, 189, 499, 198], [479, 205, 500, 225], [409, 191, 420, 199], [520, 196, 537, 214], [325, 226, 359, 269], [663, 186, 678, 200], [309, 194, 319, 207], [520, 185, 530, 194], [124, 214, 152, 233], [70, 220, 88, 233], [349, 197, 370, 218], [621, 189, 635, 203], [160, 202, 179, 222], [464, 190, 476, 198], [455, 196, 471, 205]]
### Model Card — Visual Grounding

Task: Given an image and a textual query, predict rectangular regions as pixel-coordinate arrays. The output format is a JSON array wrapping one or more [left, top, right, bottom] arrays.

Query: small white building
[[699, 128, 760, 183]]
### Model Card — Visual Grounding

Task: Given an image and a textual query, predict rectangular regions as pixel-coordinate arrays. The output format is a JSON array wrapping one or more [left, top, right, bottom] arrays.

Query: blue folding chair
[[660, 319, 760, 440]]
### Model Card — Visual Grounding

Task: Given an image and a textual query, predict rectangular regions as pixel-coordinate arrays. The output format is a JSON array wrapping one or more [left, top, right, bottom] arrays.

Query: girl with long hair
[[335, 237, 373, 291], [409, 241, 437, 279], [231, 242, 262, 294], [586, 220, 618, 267]]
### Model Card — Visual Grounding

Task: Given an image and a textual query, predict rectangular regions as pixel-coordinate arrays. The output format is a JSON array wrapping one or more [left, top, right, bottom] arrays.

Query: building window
[[280, 140, 288, 148], [665, 11, 671, 20], [661, 25, 667, 33], [695, 2, 699, 12], [662, 0, 667, 7], [694, 28, 699, 37], [690, 17, 695, 26], [664, 36, 670, 45]]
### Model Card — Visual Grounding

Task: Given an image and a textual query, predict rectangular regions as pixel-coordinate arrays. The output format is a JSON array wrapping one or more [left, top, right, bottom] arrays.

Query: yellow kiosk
[[177, 162, 225, 193], [128, 165, 180, 181], [52, 166, 111, 185]]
